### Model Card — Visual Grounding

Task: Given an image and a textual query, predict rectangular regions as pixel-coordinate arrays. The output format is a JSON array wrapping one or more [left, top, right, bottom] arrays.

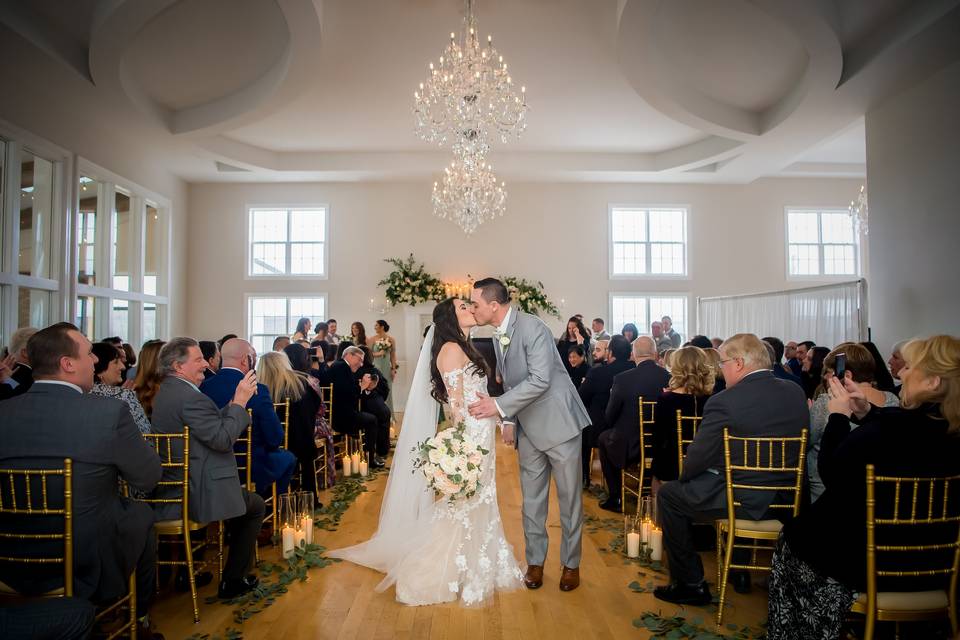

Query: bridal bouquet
[[413, 423, 488, 502], [372, 338, 391, 353]]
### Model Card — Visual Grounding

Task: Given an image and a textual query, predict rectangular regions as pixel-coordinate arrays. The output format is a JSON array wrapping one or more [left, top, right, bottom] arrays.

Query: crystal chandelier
[[848, 184, 869, 235], [431, 153, 506, 235]]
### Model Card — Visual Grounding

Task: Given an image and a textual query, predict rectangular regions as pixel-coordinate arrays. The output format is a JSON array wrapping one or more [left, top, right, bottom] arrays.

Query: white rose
[[428, 448, 443, 464], [440, 455, 458, 475]]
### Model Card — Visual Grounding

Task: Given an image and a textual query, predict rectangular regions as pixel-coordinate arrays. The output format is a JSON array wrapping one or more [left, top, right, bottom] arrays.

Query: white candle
[[342, 455, 351, 477], [359, 460, 368, 477], [649, 528, 663, 562], [301, 516, 313, 544], [641, 520, 652, 544], [281, 526, 295, 559], [294, 528, 306, 549], [626, 531, 641, 558], [350, 452, 361, 475]]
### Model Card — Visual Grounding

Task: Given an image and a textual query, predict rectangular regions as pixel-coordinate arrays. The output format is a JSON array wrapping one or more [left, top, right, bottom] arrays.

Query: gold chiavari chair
[[621, 397, 657, 513], [676, 410, 704, 476], [268, 398, 292, 534], [848, 465, 960, 639], [233, 425, 257, 564], [715, 428, 808, 630], [314, 384, 333, 490], [142, 428, 222, 623], [0, 459, 137, 639]]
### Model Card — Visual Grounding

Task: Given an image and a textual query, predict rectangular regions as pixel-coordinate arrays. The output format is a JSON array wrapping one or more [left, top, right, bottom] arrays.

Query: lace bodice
[[441, 365, 490, 434]]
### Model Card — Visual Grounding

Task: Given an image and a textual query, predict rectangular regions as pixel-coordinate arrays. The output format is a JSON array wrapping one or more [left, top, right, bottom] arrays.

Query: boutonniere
[[498, 334, 511, 350]]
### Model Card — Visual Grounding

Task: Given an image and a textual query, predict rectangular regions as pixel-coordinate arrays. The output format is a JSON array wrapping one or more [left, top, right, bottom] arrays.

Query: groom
[[468, 278, 591, 592]]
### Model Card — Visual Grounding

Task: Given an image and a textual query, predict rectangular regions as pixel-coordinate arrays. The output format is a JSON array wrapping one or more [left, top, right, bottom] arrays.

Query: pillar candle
[[281, 526, 295, 559], [294, 528, 306, 549], [649, 527, 663, 562], [641, 519, 652, 544], [626, 532, 641, 558], [350, 452, 361, 475], [359, 459, 369, 477], [342, 455, 351, 477], [301, 516, 313, 545]]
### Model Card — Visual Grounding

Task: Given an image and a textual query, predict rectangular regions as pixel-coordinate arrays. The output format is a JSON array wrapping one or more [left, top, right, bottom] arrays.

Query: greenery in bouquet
[[372, 338, 392, 354], [500, 276, 561, 319], [412, 422, 489, 503], [378, 254, 446, 306]]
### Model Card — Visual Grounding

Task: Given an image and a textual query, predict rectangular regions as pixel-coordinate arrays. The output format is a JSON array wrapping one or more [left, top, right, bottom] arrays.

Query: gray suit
[[494, 308, 591, 568]]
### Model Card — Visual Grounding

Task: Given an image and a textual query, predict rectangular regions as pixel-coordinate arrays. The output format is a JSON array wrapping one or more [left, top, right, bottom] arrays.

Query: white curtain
[[698, 280, 867, 347]]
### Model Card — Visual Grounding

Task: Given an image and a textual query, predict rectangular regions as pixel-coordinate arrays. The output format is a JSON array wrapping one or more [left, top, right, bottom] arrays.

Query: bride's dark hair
[[430, 298, 490, 404]]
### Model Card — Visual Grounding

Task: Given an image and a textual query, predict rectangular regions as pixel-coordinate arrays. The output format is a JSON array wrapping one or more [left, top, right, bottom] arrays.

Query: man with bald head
[[596, 336, 670, 512], [201, 338, 296, 499]]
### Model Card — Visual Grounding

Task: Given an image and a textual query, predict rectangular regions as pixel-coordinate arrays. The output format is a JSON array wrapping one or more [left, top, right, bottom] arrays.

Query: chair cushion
[[733, 518, 783, 533], [855, 590, 949, 611]]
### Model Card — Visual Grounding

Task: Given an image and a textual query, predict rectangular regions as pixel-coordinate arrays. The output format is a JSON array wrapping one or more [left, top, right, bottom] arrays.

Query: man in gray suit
[[150, 337, 263, 600], [468, 278, 591, 592], [0, 323, 163, 636], [653, 333, 807, 605]]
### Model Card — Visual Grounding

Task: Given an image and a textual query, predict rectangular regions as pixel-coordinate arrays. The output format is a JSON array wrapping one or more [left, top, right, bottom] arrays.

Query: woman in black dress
[[557, 316, 591, 373], [566, 345, 590, 387]]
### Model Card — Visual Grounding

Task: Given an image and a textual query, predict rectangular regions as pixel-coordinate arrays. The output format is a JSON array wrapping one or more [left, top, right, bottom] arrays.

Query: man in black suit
[[597, 336, 670, 512], [0, 323, 163, 637], [329, 346, 383, 467], [653, 333, 807, 606], [762, 336, 803, 387], [578, 335, 633, 489], [0, 327, 37, 400]]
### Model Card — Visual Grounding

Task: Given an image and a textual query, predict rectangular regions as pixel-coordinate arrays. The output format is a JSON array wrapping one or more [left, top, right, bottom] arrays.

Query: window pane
[[19, 153, 53, 278], [821, 212, 854, 244], [18, 287, 50, 329], [145, 204, 163, 296], [787, 211, 818, 244], [251, 209, 287, 242], [112, 299, 129, 342], [249, 296, 326, 354], [251, 334, 272, 357], [249, 297, 287, 335], [76, 296, 97, 340], [613, 242, 645, 275], [290, 242, 324, 275], [650, 243, 684, 274], [77, 176, 98, 285], [611, 296, 647, 333], [251, 243, 285, 275], [289, 297, 325, 324], [112, 190, 131, 291], [789, 244, 820, 275], [649, 209, 684, 242], [290, 209, 325, 242], [144, 303, 161, 341], [144, 275, 157, 296], [612, 209, 646, 242], [823, 244, 855, 275], [649, 296, 687, 337]]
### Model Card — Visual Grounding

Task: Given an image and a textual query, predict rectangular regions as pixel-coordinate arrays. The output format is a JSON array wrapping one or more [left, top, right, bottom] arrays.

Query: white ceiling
[[1, 0, 958, 184]]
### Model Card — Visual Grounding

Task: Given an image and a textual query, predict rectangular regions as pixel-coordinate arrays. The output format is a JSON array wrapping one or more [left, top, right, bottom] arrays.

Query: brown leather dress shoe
[[559, 566, 580, 591], [523, 565, 543, 589]]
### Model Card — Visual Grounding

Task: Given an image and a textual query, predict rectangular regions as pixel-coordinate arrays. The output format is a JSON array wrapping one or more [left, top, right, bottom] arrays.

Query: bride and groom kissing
[[329, 277, 591, 606]]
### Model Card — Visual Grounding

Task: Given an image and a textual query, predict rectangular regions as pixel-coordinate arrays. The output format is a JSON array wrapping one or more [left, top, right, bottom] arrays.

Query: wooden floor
[[153, 438, 768, 639]]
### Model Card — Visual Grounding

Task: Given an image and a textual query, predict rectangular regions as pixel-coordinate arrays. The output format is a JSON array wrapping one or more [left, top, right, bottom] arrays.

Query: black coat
[[558, 337, 591, 373], [0, 363, 33, 400], [579, 358, 633, 434], [651, 391, 710, 482], [286, 378, 322, 460], [568, 362, 590, 388], [328, 360, 361, 433], [601, 360, 671, 469]]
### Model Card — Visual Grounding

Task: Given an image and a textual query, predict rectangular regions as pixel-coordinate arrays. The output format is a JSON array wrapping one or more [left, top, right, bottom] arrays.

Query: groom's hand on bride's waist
[[468, 394, 500, 419]]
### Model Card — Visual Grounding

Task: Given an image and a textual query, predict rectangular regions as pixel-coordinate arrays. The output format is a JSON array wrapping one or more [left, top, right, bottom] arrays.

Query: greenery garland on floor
[[633, 612, 767, 640]]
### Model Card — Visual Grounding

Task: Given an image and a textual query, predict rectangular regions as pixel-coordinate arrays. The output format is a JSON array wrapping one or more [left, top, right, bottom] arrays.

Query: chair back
[[864, 465, 960, 608], [273, 398, 290, 448], [0, 458, 74, 597], [234, 425, 254, 492], [141, 429, 190, 526], [722, 428, 808, 524], [637, 397, 657, 488], [676, 408, 704, 475]]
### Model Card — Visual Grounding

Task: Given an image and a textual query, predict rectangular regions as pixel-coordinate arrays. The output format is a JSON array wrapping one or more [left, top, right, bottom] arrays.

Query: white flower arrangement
[[413, 422, 489, 503], [500, 276, 560, 319], [378, 254, 446, 306]]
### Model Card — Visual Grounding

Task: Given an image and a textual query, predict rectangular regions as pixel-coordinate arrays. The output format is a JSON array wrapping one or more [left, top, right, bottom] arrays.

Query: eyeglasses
[[719, 357, 741, 365]]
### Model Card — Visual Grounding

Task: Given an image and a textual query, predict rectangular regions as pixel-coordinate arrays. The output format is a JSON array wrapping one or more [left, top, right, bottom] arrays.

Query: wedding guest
[[329, 346, 383, 467], [662, 316, 682, 349], [290, 318, 311, 343], [860, 341, 897, 393], [557, 316, 591, 373], [888, 339, 907, 393], [349, 321, 367, 347], [358, 345, 392, 461], [711, 337, 723, 349], [0, 326, 36, 400], [621, 323, 639, 345], [369, 320, 398, 418], [661, 348, 676, 371], [704, 347, 726, 394], [217, 334, 238, 349], [566, 346, 589, 388], [762, 337, 803, 387], [592, 339, 609, 366], [286, 342, 336, 487], [650, 346, 714, 484], [652, 321, 672, 354], [579, 335, 632, 491], [795, 341, 815, 381], [122, 343, 137, 381], [591, 318, 611, 341], [806, 343, 900, 502], [767, 335, 960, 639], [654, 334, 807, 605], [689, 335, 713, 350], [325, 319, 341, 345], [313, 321, 329, 343], [90, 342, 151, 434], [802, 346, 830, 400], [597, 337, 669, 510], [784, 341, 801, 377], [199, 340, 220, 380], [272, 336, 291, 352], [134, 340, 166, 418]]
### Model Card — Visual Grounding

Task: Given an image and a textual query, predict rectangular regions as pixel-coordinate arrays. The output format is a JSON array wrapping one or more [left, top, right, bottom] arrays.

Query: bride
[[328, 298, 524, 606]]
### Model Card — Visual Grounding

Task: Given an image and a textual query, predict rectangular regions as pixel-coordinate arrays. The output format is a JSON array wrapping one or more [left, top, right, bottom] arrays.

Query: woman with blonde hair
[[134, 339, 166, 418], [768, 335, 960, 639], [257, 351, 324, 502], [651, 346, 715, 484], [703, 347, 726, 393]]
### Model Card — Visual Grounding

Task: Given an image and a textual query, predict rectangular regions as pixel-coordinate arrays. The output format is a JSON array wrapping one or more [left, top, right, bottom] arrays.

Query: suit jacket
[[603, 360, 671, 469], [772, 364, 803, 387], [200, 368, 285, 488], [151, 376, 251, 523], [493, 308, 590, 451], [579, 358, 633, 433], [0, 363, 33, 401], [0, 383, 161, 601], [678, 369, 808, 519], [328, 359, 361, 433]]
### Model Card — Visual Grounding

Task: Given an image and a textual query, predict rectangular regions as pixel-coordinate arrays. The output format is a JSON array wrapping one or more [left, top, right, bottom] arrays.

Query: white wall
[[865, 60, 960, 354]]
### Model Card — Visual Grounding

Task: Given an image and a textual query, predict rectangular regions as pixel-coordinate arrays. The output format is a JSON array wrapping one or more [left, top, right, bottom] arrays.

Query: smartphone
[[834, 352, 846, 379], [247, 354, 255, 371]]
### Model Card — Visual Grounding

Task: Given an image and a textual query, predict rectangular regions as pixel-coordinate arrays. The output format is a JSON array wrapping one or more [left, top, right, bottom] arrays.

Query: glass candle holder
[[279, 493, 298, 559], [624, 513, 641, 558]]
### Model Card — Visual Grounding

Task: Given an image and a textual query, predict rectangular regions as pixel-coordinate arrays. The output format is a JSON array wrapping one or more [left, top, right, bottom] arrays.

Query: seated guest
[[566, 345, 589, 387], [860, 340, 897, 393], [801, 345, 829, 400], [313, 321, 329, 344], [291, 317, 311, 343], [358, 345, 392, 462], [257, 352, 323, 504], [0, 323, 162, 637], [795, 340, 815, 381], [784, 340, 800, 377], [272, 336, 291, 352], [284, 342, 336, 487], [90, 342, 151, 435], [688, 335, 713, 350], [654, 334, 807, 606], [122, 343, 137, 379], [660, 348, 676, 370], [0, 326, 37, 400], [597, 336, 669, 510], [711, 337, 723, 349], [199, 340, 220, 380], [621, 323, 639, 345], [591, 339, 609, 366], [580, 335, 633, 489], [704, 347, 726, 394], [761, 337, 803, 387], [134, 340, 166, 418], [329, 346, 383, 467], [0, 597, 95, 640], [201, 339, 296, 497], [888, 339, 907, 394], [662, 315, 682, 348], [806, 343, 900, 502], [651, 321, 672, 354], [768, 335, 960, 639], [650, 346, 714, 484], [151, 337, 264, 600], [557, 316, 590, 374], [218, 334, 238, 349], [591, 317, 610, 341]]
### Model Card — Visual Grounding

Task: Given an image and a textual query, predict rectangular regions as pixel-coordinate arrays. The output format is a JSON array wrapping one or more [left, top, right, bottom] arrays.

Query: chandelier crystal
[[431, 153, 506, 235], [848, 184, 869, 235]]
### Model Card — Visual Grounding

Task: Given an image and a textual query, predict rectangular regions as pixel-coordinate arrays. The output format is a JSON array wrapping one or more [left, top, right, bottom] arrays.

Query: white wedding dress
[[329, 327, 524, 607]]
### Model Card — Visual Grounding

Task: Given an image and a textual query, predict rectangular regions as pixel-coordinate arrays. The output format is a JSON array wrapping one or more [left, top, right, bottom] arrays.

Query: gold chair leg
[[183, 528, 199, 624], [129, 570, 137, 639], [715, 528, 734, 631], [620, 471, 626, 512], [715, 525, 722, 591], [217, 522, 225, 582]]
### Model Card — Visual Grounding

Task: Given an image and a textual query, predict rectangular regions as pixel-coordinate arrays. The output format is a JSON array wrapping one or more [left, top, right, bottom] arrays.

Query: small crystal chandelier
[[848, 184, 869, 235], [431, 153, 506, 235]]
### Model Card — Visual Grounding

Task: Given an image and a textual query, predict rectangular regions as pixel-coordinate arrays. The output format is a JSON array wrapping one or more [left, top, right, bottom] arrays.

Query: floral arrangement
[[378, 254, 446, 306], [372, 338, 392, 354], [501, 276, 561, 319], [413, 423, 488, 503]]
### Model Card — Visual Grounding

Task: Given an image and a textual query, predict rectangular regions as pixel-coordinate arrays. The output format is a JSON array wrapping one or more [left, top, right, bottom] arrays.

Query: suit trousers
[[135, 529, 157, 616], [0, 597, 95, 640], [224, 489, 266, 581], [597, 432, 625, 503], [361, 394, 392, 456]]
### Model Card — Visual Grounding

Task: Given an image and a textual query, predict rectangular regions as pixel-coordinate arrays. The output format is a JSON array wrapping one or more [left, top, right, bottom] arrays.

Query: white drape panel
[[698, 280, 867, 346]]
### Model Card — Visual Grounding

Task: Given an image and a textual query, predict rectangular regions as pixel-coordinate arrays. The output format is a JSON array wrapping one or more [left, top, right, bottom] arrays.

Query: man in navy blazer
[[200, 338, 295, 496]]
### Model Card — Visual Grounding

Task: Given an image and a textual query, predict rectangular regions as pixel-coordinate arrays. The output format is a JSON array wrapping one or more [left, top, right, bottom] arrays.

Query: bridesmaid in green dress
[[368, 319, 398, 418]]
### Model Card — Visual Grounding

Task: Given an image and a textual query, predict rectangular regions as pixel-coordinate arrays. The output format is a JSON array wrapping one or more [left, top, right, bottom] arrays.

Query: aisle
[[152, 439, 768, 639]]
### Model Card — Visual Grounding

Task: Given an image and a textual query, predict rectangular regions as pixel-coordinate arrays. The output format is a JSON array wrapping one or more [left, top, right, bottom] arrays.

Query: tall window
[[247, 295, 327, 355], [610, 294, 688, 337], [248, 207, 327, 277], [610, 206, 687, 276], [786, 208, 858, 276]]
